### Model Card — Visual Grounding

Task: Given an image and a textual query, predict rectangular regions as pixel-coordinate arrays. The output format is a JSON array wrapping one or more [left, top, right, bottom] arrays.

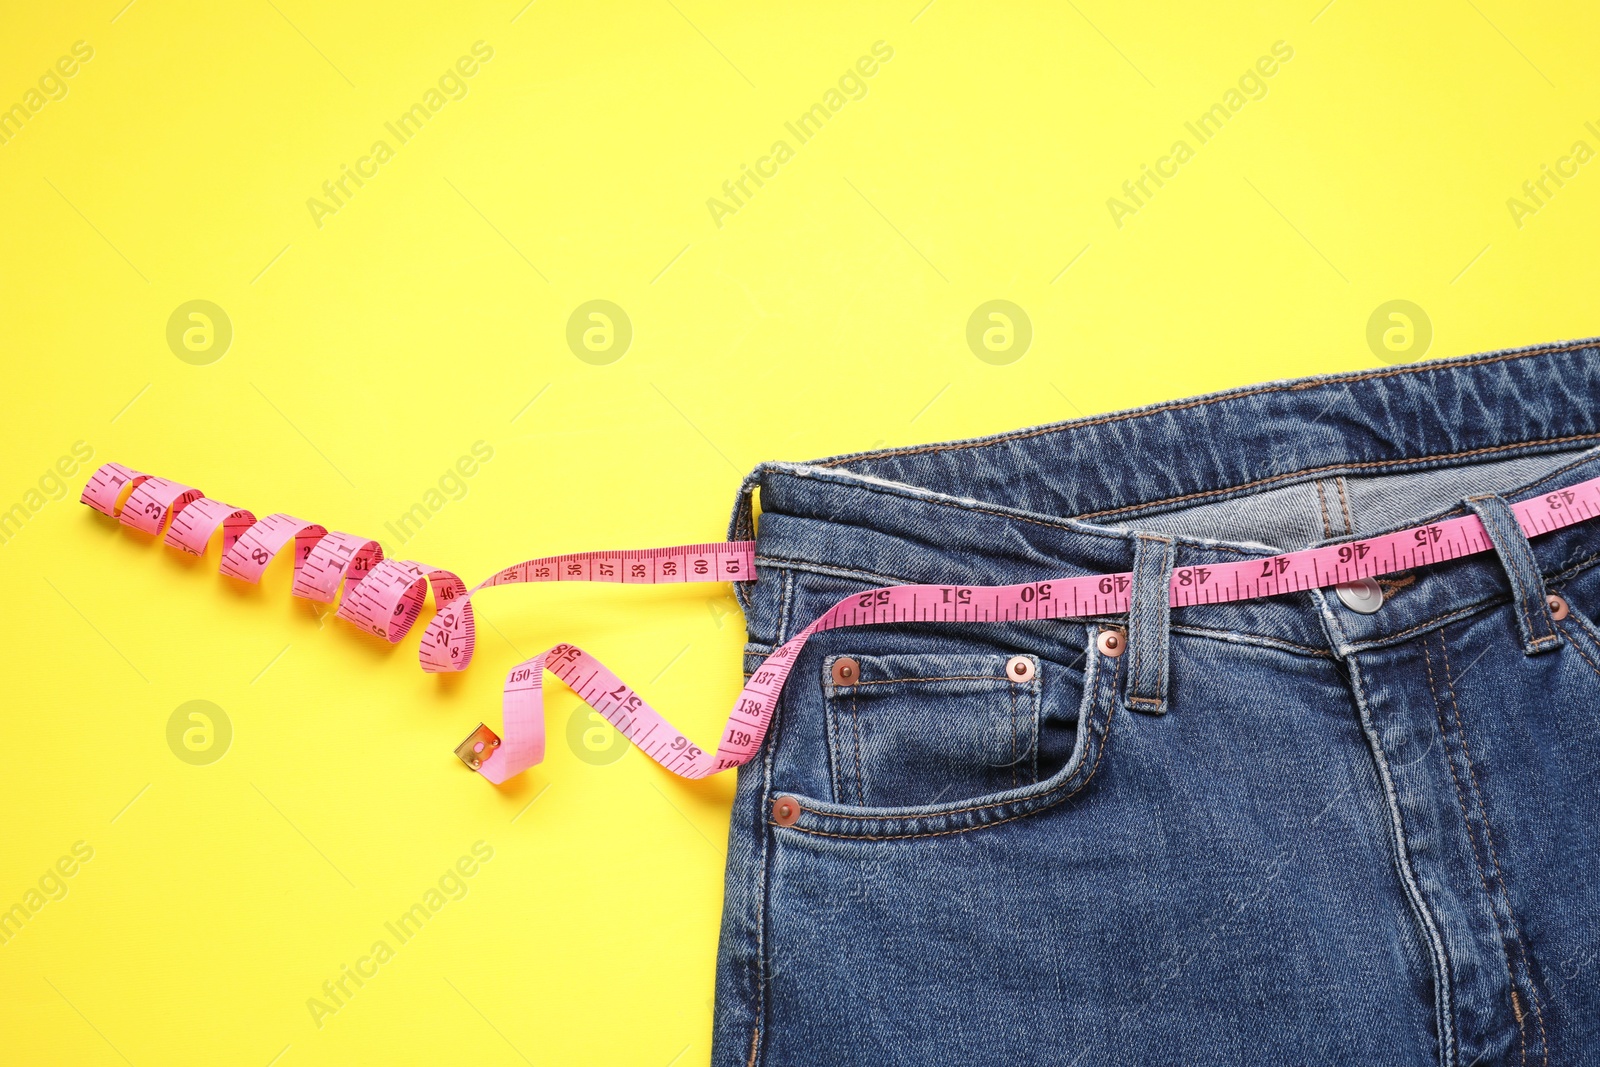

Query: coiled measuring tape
[[80, 462, 1600, 785]]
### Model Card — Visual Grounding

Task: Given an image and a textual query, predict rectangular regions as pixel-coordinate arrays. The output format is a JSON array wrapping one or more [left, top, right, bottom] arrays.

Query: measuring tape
[[80, 462, 1600, 785]]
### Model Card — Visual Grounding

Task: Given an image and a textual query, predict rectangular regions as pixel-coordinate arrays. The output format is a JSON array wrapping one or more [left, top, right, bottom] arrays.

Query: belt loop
[[726, 465, 765, 615], [1126, 533, 1175, 715], [1465, 494, 1559, 655]]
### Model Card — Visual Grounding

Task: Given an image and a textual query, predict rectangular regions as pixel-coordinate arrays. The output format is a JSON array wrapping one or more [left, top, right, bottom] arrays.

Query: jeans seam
[[1440, 636, 1550, 1065], [747, 567, 796, 1067], [1029, 677, 1040, 784], [1076, 434, 1600, 521], [836, 674, 1022, 686], [1480, 444, 1600, 503], [774, 568, 794, 655], [1009, 684, 1018, 790], [1345, 656, 1458, 1067], [851, 689, 864, 806], [792, 431, 1600, 532], [814, 340, 1598, 469], [1317, 479, 1334, 539], [1168, 625, 1334, 657], [763, 481, 1267, 554], [1433, 639, 1542, 1062], [823, 680, 843, 805], [1344, 595, 1512, 651], [1557, 619, 1600, 679], [1549, 549, 1600, 585], [1336, 475, 1354, 533], [1423, 637, 1530, 1066]]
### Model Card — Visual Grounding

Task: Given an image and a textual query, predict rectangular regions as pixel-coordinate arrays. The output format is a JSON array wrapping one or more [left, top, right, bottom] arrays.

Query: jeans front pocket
[[822, 652, 1047, 808]]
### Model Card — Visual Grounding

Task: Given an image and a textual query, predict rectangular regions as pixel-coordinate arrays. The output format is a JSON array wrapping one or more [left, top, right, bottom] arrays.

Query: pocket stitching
[[1009, 684, 1018, 790], [783, 643, 1117, 839], [823, 683, 843, 804], [807, 666, 1106, 820], [841, 673, 1022, 686], [824, 656, 1046, 808], [781, 705, 1110, 840], [851, 688, 865, 806]]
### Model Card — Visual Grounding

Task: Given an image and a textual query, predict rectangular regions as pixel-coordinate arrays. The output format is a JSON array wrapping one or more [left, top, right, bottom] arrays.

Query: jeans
[[711, 338, 1600, 1066]]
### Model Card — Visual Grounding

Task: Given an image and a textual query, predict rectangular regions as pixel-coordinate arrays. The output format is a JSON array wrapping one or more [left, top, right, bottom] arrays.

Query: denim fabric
[[713, 337, 1600, 1067], [1126, 533, 1175, 714], [1467, 494, 1562, 655]]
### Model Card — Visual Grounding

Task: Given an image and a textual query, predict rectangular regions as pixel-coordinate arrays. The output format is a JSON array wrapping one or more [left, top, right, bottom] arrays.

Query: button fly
[[1006, 655, 1036, 682], [1335, 578, 1384, 615]]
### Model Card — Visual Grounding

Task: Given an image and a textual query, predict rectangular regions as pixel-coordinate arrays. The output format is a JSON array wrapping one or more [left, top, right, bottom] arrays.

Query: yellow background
[[1, 1, 1595, 1063]]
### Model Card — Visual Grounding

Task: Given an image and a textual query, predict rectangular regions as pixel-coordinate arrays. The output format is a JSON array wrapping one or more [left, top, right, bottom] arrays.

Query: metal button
[[830, 657, 860, 686], [1005, 655, 1036, 683], [1096, 628, 1127, 658], [1335, 578, 1384, 615], [1548, 594, 1570, 621], [771, 795, 802, 826]]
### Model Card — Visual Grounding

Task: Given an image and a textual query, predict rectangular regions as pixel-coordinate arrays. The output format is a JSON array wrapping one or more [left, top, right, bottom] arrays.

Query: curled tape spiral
[[81, 462, 1600, 786]]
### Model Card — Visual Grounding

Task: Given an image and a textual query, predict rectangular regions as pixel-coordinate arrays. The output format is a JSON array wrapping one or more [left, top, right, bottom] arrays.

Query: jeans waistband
[[730, 337, 1600, 657]]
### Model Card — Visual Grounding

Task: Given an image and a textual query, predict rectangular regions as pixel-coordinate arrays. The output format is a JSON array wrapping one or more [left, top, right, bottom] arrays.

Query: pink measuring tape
[[80, 462, 1600, 785]]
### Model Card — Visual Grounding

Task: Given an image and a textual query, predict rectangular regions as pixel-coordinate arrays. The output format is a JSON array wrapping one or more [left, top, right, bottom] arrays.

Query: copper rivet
[[772, 795, 802, 827], [1097, 628, 1127, 658], [1548, 594, 1570, 621], [1006, 655, 1036, 683], [831, 657, 860, 686]]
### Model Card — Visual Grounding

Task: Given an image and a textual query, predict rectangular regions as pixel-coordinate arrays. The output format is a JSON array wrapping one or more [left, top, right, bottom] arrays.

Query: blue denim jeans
[[712, 338, 1600, 1066]]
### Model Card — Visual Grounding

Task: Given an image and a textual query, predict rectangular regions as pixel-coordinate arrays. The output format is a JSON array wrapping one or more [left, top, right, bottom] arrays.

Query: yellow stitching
[[851, 688, 864, 806], [778, 717, 1109, 841], [1317, 479, 1333, 539], [1076, 434, 1600, 521], [1550, 550, 1600, 584], [1010, 682, 1018, 790], [823, 683, 843, 803], [792, 431, 1600, 531], [1558, 620, 1600, 680], [1423, 639, 1531, 1067], [817, 341, 1597, 469], [1336, 476, 1354, 534], [834, 674, 1020, 686], [1439, 638, 1549, 1065], [1350, 595, 1509, 647]]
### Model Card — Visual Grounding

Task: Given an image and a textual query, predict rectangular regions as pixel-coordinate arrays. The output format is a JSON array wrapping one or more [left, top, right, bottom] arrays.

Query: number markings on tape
[[80, 462, 1600, 785]]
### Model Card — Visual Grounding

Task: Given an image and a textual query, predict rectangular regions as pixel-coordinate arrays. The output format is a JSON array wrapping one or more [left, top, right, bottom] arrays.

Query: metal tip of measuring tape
[[454, 723, 501, 771]]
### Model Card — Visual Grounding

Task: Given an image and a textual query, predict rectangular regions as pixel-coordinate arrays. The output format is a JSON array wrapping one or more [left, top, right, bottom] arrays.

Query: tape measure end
[[454, 723, 501, 771]]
